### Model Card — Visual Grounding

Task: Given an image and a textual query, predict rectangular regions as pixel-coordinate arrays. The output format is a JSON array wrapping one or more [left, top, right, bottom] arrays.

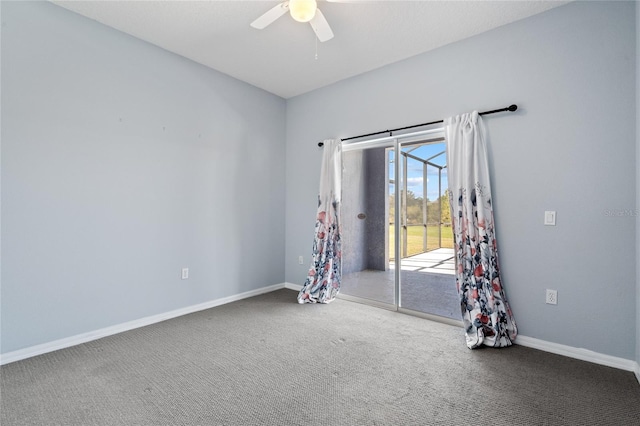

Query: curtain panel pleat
[[298, 139, 342, 304], [444, 112, 517, 348]]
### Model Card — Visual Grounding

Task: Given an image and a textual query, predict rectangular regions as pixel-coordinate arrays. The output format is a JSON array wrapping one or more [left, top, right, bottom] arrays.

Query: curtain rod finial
[[508, 104, 518, 112], [318, 142, 324, 147]]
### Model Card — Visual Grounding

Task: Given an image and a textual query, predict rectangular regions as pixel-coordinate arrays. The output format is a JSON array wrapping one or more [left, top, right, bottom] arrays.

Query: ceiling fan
[[250, 0, 345, 42]]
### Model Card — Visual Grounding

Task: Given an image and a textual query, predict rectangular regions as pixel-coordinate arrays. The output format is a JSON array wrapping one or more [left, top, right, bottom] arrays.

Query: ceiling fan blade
[[309, 9, 334, 42], [250, 2, 289, 30]]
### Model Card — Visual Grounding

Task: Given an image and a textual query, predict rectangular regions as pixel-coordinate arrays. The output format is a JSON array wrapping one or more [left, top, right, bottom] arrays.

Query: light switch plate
[[544, 211, 556, 226]]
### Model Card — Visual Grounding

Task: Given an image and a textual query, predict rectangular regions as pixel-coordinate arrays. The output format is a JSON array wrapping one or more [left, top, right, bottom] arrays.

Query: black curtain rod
[[317, 104, 518, 147]]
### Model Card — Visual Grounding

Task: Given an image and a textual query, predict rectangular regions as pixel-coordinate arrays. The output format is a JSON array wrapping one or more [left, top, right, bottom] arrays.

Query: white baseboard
[[284, 282, 303, 291], [0, 282, 286, 366], [4, 283, 639, 386], [516, 335, 638, 373]]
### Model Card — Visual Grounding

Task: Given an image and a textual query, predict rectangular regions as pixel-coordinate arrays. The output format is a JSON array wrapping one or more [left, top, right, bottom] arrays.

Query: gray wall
[[1, 1, 637, 366], [285, 1, 637, 360], [341, 148, 388, 275], [341, 150, 367, 274], [1, 2, 286, 354]]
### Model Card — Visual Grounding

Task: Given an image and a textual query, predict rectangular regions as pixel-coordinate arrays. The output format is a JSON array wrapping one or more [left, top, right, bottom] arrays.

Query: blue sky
[[389, 142, 448, 200]]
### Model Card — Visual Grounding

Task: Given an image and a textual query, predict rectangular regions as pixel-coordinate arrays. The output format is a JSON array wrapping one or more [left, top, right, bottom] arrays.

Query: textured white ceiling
[[51, 0, 569, 99]]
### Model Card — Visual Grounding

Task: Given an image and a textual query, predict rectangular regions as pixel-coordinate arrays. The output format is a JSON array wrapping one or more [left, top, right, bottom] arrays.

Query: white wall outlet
[[181, 268, 189, 280], [298, 256, 304, 265], [545, 289, 557, 305], [544, 210, 556, 226]]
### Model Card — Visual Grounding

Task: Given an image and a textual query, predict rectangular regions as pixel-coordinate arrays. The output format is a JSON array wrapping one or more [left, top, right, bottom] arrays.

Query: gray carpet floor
[[1, 289, 639, 426]]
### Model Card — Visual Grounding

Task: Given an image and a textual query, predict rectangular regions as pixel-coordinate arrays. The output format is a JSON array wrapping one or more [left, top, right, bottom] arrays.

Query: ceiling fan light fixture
[[289, 0, 317, 23]]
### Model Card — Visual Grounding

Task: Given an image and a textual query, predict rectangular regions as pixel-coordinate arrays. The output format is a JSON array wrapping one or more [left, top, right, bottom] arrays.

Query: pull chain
[[315, 36, 318, 60]]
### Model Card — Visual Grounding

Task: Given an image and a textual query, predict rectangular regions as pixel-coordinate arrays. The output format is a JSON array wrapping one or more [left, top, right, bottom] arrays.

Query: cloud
[[407, 177, 424, 186], [406, 177, 425, 197]]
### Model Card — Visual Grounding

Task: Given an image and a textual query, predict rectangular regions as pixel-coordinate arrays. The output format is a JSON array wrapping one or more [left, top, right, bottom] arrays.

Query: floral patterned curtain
[[444, 112, 517, 348], [298, 139, 342, 304]]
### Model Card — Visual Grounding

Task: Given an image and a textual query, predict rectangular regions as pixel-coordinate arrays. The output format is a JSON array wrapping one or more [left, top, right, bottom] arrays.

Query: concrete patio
[[390, 248, 455, 275]]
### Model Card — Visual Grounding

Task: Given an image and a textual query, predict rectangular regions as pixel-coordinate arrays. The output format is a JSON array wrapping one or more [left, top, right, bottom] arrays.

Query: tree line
[[389, 189, 451, 225]]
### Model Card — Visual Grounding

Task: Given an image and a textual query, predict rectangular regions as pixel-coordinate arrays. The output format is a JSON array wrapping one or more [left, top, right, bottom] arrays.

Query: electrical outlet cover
[[545, 289, 557, 305]]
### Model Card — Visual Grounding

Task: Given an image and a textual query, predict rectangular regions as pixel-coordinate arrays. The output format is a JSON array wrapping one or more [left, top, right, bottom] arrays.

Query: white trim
[[398, 307, 464, 328], [284, 282, 303, 291], [341, 128, 444, 152], [516, 335, 638, 372], [0, 283, 286, 366], [339, 293, 396, 311], [3, 284, 638, 382]]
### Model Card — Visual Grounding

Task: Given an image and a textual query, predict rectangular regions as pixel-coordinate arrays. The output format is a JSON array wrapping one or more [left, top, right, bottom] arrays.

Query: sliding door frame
[[338, 127, 463, 328]]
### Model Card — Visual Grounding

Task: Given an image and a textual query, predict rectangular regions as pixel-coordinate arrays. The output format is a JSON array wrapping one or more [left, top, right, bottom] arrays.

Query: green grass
[[389, 224, 454, 260]]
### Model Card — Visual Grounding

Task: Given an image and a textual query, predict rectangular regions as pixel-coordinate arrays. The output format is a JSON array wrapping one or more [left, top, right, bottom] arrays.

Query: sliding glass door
[[340, 131, 461, 324], [396, 139, 459, 321], [340, 140, 396, 309]]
